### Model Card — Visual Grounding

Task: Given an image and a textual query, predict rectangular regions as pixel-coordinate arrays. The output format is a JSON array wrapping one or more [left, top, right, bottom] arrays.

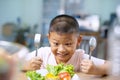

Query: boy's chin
[[56, 57, 69, 64]]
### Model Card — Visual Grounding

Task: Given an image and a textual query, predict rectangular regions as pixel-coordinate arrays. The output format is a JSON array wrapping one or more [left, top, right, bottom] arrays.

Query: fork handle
[[89, 51, 92, 60], [35, 47, 38, 56]]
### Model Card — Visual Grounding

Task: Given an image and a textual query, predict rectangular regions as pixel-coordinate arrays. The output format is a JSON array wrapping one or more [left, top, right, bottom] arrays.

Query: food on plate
[[26, 63, 75, 80], [58, 72, 71, 80], [26, 71, 45, 80], [46, 63, 75, 77], [45, 73, 60, 80]]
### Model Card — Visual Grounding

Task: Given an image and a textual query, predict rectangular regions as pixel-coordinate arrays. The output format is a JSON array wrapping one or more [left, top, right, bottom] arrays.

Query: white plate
[[71, 74, 81, 80], [36, 69, 48, 76], [28, 69, 81, 80]]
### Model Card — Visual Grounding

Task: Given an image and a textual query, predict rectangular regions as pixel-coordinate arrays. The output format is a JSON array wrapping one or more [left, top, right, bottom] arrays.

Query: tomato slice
[[58, 72, 71, 80]]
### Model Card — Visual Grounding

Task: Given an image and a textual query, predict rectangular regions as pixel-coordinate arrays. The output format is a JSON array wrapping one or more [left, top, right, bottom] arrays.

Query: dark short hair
[[49, 14, 80, 35]]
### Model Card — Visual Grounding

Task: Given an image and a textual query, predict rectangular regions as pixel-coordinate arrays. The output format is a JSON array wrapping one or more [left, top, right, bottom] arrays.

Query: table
[[18, 71, 120, 80], [76, 73, 119, 80]]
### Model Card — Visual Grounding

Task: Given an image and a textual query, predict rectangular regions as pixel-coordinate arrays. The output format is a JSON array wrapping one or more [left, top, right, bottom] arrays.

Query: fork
[[89, 37, 97, 60], [34, 34, 41, 56]]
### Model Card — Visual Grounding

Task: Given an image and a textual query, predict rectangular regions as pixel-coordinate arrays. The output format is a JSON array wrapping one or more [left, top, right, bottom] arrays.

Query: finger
[[30, 59, 42, 67], [81, 61, 88, 66], [81, 63, 90, 69], [81, 63, 92, 72], [33, 60, 43, 65], [81, 62, 92, 71], [34, 57, 43, 63], [31, 63, 41, 69], [35, 57, 42, 60], [32, 64, 40, 68], [81, 59, 93, 66], [34, 57, 43, 62], [31, 57, 42, 63], [81, 67, 89, 73], [81, 65, 86, 69]]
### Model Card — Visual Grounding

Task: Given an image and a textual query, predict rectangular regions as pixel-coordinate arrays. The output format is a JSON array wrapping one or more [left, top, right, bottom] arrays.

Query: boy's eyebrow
[[51, 38, 73, 42], [51, 38, 58, 41], [52, 39, 57, 41]]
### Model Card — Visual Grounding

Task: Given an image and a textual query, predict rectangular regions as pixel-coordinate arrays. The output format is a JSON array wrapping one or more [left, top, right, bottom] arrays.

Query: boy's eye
[[53, 42, 59, 46], [65, 43, 72, 46]]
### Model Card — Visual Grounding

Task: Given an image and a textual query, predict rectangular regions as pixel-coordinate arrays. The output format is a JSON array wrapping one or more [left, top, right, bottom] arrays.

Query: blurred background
[[0, 0, 120, 59]]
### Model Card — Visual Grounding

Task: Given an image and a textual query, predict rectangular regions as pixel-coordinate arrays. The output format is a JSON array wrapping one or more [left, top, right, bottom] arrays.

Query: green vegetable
[[46, 63, 75, 77], [26, 71, 45, 80], [0, 58, 9, 73], [26, 63, 75, 80]]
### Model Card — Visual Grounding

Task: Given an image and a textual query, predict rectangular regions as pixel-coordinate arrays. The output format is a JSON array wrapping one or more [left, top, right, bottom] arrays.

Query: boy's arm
[[81, 59, 110, 75], [90, 61, 110, 75], [21, 57, 43, 72], [97, 61, 110, 75]]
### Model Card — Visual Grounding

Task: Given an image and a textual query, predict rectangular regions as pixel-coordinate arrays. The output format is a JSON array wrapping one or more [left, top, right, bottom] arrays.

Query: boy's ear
[[47, 34, 50, 40], [77, 35, 82, 47], [47, 34, 51, 44]]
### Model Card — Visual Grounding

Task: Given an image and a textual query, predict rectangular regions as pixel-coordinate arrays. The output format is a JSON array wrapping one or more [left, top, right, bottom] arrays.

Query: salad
[[26, 63, 75, 80], [26, 71, 45, 80]]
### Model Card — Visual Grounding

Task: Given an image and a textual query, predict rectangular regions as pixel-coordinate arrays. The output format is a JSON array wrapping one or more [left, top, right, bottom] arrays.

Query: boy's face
[[48, 32, 81, 64]]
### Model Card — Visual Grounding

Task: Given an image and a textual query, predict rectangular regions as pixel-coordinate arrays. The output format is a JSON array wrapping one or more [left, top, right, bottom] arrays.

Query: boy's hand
[[80, 59, 96, 74], [25, 57, 43, 71]]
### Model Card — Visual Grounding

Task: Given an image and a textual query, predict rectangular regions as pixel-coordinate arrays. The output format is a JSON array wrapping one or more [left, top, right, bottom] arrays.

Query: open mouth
[[57, 53, 68, 57], [56, 53, 70, 63]]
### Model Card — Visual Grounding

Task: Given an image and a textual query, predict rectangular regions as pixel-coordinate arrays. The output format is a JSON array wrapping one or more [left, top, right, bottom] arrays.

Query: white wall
[[0, 0, 43, 33], [84, 0, 120, 23], [0, 0, 120, 29], [21, 0, 43, 27], [0, 0, 22, 26]]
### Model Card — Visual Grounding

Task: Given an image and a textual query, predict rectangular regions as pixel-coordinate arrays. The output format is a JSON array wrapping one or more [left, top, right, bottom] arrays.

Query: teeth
[[58, 53, 67, 56]]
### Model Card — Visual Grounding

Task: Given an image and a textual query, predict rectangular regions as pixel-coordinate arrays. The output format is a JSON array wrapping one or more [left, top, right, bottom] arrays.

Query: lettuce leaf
[[46, 63, 75, 77], [26, 71, 45, 80]]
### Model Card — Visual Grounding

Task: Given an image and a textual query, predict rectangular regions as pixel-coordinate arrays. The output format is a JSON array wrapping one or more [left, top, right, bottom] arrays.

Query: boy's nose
[[58, 45, 66, 53]]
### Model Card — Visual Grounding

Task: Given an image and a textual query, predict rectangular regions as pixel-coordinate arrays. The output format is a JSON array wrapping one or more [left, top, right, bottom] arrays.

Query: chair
[[79, 31, 100, 57], [79, 36, 90, 54], [0, 41, 29, 59]]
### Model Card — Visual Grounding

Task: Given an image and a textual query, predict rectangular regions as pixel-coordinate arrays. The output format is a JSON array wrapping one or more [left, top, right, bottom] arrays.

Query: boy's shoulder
[[38, 46, 51, 53], [75, 49, 85, 54], [38, 47, 54, 60], [38, 47, 52, 56], [72, 49, 85, 58]]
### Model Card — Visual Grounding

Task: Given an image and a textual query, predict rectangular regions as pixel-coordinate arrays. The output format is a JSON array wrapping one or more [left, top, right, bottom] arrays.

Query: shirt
[[26, 47, 105, 72]]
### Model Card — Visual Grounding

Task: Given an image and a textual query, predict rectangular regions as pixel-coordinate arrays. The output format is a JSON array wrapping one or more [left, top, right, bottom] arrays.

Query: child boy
[[23, 14, 109, 75]]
